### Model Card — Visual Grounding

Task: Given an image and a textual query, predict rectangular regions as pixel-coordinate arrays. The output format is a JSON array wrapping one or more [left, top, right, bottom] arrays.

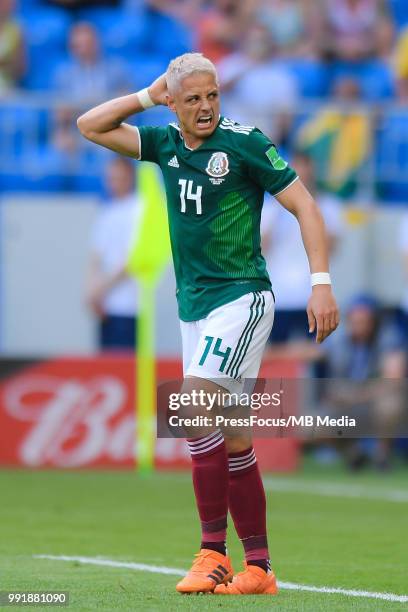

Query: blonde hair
[[166, 53, 218, 95]]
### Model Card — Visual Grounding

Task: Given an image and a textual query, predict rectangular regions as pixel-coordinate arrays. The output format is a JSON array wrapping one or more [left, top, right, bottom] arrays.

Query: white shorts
[[180, 291, 274, 394]]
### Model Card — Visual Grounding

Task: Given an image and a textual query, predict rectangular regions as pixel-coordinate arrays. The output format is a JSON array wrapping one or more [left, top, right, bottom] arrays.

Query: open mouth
[[197, 115, 212, 127]]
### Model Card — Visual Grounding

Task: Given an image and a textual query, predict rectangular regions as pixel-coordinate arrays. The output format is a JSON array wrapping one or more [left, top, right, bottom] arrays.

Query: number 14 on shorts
[[199, 336, 232, 373]]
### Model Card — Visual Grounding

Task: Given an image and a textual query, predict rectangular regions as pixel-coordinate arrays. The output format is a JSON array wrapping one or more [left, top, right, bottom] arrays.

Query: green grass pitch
[[0, 462, 407, 610]]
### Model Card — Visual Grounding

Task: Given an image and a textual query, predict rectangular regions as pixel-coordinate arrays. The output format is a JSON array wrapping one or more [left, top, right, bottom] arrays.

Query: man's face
[[244, 24, 273, 62], [70, 25, 98, 63], [347, 307, 376, 343], [107, 161, 134, 198], [167, 72, 220, 145]]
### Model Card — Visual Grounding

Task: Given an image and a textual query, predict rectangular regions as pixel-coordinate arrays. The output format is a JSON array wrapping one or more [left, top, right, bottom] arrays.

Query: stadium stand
[[0, 0, 407, 202], [20, 7, 72, 90]]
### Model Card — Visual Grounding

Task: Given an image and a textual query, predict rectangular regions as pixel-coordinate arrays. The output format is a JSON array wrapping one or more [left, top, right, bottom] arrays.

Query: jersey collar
[[174, 115, 222, 152]]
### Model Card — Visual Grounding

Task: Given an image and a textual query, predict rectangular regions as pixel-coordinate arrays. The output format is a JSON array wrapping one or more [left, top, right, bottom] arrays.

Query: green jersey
[[138, 116, 297, 321]]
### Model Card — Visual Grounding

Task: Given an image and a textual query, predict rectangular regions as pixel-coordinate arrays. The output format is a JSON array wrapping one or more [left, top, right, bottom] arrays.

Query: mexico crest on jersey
[[206, 152, 230, 178]]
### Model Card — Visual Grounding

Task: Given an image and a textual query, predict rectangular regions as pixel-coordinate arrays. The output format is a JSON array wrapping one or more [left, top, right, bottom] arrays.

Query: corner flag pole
[[127, 162, 171, 473]]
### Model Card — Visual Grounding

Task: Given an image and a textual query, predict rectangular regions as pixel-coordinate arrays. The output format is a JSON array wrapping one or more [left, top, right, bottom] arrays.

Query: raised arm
[[276, 178, 340, 343], [76, 74, 168, 157]]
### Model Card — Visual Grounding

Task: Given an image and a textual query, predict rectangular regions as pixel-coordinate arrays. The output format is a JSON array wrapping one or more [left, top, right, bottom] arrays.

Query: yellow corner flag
[[127, 162, 171, 283], [127, 162, 171, 473]]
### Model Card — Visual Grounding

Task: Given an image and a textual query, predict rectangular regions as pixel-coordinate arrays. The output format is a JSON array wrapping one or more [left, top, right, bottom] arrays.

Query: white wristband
[[137, 87, 155, 110], [311, 272, 331, 287]]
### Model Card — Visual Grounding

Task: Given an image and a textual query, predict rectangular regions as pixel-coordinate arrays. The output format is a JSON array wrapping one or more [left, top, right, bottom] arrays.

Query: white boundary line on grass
[[33, 554, 408, 603], [263, 478, 408, 503]]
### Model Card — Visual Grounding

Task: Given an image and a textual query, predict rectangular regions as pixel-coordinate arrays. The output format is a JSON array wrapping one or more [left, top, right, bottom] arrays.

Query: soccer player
[[77, 53, 339, 596]]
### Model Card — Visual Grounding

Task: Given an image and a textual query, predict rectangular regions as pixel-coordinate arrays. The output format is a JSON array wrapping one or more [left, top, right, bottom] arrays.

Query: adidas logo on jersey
[[168, 155, 179, 168]]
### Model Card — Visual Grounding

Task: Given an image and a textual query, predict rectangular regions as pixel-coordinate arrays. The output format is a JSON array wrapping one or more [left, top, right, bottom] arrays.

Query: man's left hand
[[307, 285, 340, 343]]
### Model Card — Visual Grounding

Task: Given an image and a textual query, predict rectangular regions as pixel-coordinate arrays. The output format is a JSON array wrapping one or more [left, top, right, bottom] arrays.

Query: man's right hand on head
[[149, 74, 169, 106]]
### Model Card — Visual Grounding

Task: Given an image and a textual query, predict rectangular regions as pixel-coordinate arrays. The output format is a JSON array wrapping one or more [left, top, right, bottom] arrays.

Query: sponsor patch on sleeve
[[266, 146, 288, 170]]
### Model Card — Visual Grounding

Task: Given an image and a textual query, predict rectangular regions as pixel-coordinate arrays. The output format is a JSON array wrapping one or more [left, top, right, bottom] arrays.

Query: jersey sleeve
[[137, 125, 167, 164], [244, 129, 298, 196]]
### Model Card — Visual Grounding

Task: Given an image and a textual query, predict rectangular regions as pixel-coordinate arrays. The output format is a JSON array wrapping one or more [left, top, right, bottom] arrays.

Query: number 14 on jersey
[[178, 179, 203, 215]]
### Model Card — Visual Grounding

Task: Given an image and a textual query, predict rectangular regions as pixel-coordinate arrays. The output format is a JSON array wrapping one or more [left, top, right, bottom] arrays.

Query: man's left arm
[[276, 179, 340, 343], [85, 252, 129, 317]]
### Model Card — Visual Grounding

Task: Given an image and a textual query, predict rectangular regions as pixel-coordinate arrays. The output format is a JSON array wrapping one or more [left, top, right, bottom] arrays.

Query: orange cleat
[[214, 563, 278, 595], [176, 549, 234, 594]]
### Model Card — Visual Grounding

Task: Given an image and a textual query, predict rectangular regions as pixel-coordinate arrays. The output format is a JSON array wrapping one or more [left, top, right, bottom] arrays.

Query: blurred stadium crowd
[[0, 0, 407, 200]]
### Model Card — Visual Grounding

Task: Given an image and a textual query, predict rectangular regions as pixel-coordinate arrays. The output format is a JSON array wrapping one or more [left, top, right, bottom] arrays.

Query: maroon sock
[[187, 430, 228, 555], [228, 447, 270, 571], [200, 540, 226, 556]]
